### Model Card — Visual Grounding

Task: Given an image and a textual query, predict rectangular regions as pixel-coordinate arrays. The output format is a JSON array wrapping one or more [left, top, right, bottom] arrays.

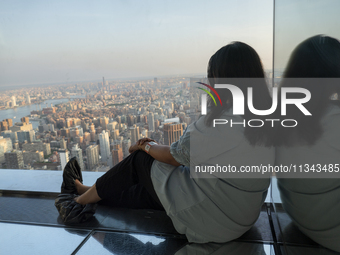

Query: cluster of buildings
[[0, 77, 200, 172], [0, 94, 32, 109]]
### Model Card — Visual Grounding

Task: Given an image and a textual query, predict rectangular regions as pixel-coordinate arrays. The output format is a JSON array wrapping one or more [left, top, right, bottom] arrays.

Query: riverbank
[[0, 95, 86, 129]]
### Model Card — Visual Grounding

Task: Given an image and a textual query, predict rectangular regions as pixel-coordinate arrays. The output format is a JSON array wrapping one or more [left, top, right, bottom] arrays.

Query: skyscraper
[[112, 129, 119, 140], [100, 117, 109, 130], [99, 130, 110, 165], [70, 127, 80, 138], [11, 96, 16, 107], [5, 150, 24, 169], [81, 120, 88, 132], [86, 144, 99, 171], [129, 125, 139, 145], [58, 149, 69, 170], [95, 127, 103, 134], [28, 129, 36, 142], [89, 123, 96, 141], [22, 142, 50, 157], [112, 144, 123, 166], [149, 104, 156, 112], [23, 151, 44, 166], [1, 130, 17, 144], [0, 121, 8, 131], [4, 119, 13, 128], [0, 137, 13, 164], [148, 112, 155, 132], [17, 130, 35, 143], [71, 144, 84, 171], [59, 138, 67, 149], [21, 117, 29, 124], [26, 93, 31, 104], [163, 122, 183, 146], [60, 128, 70, 138], [116, 116, 121, 124], [127, 115, 136, 127], [83, 132, 91, 144], [122, 139, 131, 158], [90, 131, 96, 142], [49, 124, 55, 132], [89, 123, 95, 132], [38, 125, 44, 133]]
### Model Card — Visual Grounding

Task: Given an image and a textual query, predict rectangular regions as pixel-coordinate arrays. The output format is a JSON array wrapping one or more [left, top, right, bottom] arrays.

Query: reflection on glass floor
[[1, 193, 339, 254], [0, 222, 274, 255], [0, 194, 276, 255]]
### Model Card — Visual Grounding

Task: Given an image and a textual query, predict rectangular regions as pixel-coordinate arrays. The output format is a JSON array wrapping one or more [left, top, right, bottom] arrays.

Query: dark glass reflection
[[77, 231, 187, 255], [274, 35, 340, 253], [78, 230, 273, 255]]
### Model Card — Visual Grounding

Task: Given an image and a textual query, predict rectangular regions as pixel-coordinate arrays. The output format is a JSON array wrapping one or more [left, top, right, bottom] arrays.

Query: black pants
[[95, 150, 164, 211]]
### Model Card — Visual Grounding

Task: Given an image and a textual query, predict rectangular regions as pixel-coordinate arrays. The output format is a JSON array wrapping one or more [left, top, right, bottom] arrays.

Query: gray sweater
[[151, 110, 274, 243]]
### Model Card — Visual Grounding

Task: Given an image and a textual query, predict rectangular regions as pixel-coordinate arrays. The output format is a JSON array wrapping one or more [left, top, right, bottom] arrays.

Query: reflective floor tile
[[0, 196, 181, 237], [75, 231, 187, 255], [281, 245, 340, 255], [97, 207, 181, 236], [0, 222, 90, 255], [0, 196, 110, 229], [238, 205, 273, 242], [272, 205, 319, 246], [174, 242, 274, 255]]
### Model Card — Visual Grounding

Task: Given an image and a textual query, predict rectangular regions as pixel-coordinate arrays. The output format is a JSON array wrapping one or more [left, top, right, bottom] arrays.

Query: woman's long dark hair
[[275, 35, 340, 146], [205, 42, 274, 146]]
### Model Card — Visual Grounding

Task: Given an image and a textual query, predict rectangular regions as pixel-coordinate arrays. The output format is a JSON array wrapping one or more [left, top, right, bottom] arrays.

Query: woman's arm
[[129, 138, 181, 166], [139, 142, 181, 166]]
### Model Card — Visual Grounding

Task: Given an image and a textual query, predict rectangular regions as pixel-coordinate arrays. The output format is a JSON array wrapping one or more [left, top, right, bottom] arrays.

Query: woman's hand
[[128, 138, 156, 154], [129, 137, 180, 166], [137, 138, 155, 146], [128, 142, 140, 154]]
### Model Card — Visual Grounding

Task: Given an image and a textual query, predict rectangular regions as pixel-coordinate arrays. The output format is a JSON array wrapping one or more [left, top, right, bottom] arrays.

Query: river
[[0, 95, 85, 129]]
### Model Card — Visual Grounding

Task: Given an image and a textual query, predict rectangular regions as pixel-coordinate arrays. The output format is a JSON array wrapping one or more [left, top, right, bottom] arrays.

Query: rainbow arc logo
[[196, 82, 223, 106], [195, 81, 311, 127]]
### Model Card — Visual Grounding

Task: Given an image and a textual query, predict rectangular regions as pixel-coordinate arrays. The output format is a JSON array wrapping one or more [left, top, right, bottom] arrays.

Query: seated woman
[[72, 41, 274, 243], [275, 35, 340, 252]]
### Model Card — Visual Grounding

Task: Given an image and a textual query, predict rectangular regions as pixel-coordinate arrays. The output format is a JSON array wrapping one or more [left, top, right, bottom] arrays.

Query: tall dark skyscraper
[[5, 150, 24, 169], [112, 144, 123, 166], [163, 122, 183, 146]]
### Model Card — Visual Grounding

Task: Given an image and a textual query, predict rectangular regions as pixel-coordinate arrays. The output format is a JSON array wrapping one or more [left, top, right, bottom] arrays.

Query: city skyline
[[0, 76, 189, 171]]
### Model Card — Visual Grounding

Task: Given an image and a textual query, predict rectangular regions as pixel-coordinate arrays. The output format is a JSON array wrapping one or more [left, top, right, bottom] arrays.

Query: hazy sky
[[0, 0, 273, 87]]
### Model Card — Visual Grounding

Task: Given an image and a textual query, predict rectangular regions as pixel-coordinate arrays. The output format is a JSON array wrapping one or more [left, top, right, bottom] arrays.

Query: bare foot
[[75, 184, 102, 205], [74, 179, 91, 195], [74, 179, 82, 195], [74, 196, 79, 203]]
